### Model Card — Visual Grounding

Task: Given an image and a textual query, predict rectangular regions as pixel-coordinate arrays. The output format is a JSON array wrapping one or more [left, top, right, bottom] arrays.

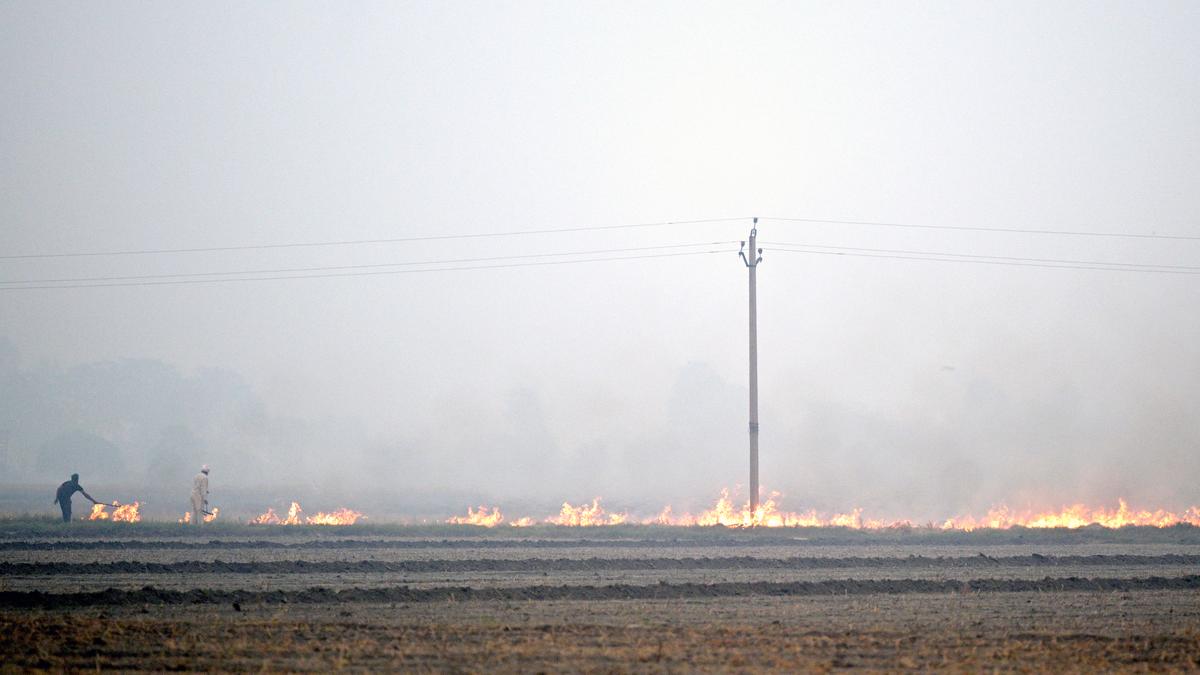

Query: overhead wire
[[5, 214, 1197, 263], [760, 241, 1200, 272], [0, 217, 750, 260], [763, 216, 1200, 242], [0, 248, 735, 291], [0, 241, 739, 286], [4, 214, 1199, 289], [767, 246, 1200, 275]]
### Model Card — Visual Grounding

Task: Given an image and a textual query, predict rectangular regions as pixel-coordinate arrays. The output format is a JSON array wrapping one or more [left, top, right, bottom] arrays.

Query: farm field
[[2, 521, 1199, 671]]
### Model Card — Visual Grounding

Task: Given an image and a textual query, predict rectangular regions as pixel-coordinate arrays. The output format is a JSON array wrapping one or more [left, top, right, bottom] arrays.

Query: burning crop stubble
[[445, 490, 1200, 530], [249, 501, 364, 526], [6, 484, 1200, 669]]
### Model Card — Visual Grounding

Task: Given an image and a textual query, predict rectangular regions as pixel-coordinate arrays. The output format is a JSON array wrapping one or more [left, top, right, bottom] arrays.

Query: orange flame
[[88, 501, 141, 523], [447, 506, 505, 527], [112, 502, 140, 522], [940, 500, 1200, 531], [248, 507, 276, 524], [248, 508, 273, 524], [449, 490, 1200, 530], [180, 508, 220, 524], [250, 501, 301, 525], [649, 492, 1197, 529], [547, 498, 628, 526], [446, 501, 625, 527], [638, 489, 906, 528], [250, 501, 363, 525], [283, 501, 303, 525], [305, 507, 365, 525]]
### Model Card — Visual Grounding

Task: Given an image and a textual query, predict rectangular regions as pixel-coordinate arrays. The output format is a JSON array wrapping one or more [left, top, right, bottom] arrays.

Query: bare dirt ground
[[2, 523, 1199, 671], [5, 561, 1200, 595], [3, 592, 1198, 671]]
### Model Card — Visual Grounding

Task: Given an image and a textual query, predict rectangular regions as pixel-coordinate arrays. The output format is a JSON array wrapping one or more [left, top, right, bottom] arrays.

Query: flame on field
[[251, 501, 303, 525], [179, 507, 219, 524], [87, 501, 140, 523], [940, 500, 1200, 531], [549, 498, 628, 526], [305, 507, 365, 525], [447, 506, 505, 527], [250, 501, 363, 525], [444, 499, 627, 527], [640, 489, 908, 529], [449, 489, 1200, 530]]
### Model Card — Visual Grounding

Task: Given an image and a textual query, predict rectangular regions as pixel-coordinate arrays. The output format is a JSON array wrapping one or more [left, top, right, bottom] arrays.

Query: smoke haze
[[2, 2, 1198, 520]]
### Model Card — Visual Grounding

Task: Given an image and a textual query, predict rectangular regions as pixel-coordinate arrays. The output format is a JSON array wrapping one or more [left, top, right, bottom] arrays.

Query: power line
[[0, 217, 750, 260], [0, 248, 733, 291], [768, 247, 1200, 275], [764, 217, 1200, 242], [0, 241, 738, 286], [7, 214, 1197, 261], [760, 241, 1200, 272]]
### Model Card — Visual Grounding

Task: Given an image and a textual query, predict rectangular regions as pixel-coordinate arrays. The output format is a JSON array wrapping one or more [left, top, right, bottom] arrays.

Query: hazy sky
[[2, 2, 1198, 518]]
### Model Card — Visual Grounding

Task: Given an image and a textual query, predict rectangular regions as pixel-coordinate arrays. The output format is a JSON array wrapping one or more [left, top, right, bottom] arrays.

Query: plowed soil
[[2, 526, 1199, 671]]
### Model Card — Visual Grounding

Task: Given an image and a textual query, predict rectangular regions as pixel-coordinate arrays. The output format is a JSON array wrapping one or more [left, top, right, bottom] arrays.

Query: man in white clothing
[[190, 465, 209, 525]]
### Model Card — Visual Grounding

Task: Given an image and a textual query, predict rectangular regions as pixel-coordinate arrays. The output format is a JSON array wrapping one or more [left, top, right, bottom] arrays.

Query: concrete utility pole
[[739, 218, 763, 513]]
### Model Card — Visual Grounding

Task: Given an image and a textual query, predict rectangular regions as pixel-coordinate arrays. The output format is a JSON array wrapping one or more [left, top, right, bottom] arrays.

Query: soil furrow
[[3, 574, 1197, 607], [3, 525, 1198, 550], [4, 554, 1199, 575]]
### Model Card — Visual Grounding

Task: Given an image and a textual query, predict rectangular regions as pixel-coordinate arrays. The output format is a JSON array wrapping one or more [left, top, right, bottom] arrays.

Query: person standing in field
[[190, 465, 209, 525], [53, 473, 100, 522]]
